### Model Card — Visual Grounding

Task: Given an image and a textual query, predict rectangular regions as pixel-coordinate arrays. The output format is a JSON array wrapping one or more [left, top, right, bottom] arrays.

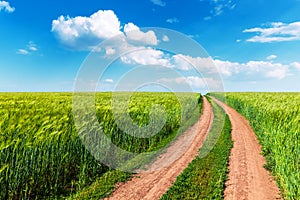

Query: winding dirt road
[[105, 97, 282, 200], [213, 98, 282, 200], [105, 97, 213, 200]]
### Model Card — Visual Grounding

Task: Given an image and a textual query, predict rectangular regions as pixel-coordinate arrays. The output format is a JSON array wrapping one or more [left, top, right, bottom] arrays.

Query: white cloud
[[171, 54, 216, 72], [16, 41, 38, 55], [291, 62, 300, 71], [104, 78, 114, 83], [266, 55, 277, 60], [243, 21, 300, 43], [214, 59, 290, 80], [162, 35, 169, 42], [246, 61, 289, 80], [120, 51, 216, 75], [0, 1, 14, 13], [171, 54, 194, 71], [105, 47, 116, 55], [265, 68, 287, 79], [124, 23, 158, 45], [150, 0, 166, 7], [166, 18, 179, 24], [185, 76, 207, 88], [208, 0, 236, 17], [120, 46, 291, 81], [17, 49, 29, 55], [122, 52, 202, 71], [52, 10, 123, 50], [121, 47, 171, 67], [29, 46, 37, 51], [52, 10, 159, 50], [213, 59, 240, 76], [159, 76, 219, 90], [28, 41, 38, 51], [160, 77, 205, 88], [213, 4, 224, 16]]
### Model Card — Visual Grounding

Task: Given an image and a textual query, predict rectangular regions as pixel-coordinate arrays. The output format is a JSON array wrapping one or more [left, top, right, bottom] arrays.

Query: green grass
[[0, 92, 202, 199], [161, 98, 233, 199], [66, 94, 203, 199], [210, 92, 300, 200], [66, 170, 130, 200]]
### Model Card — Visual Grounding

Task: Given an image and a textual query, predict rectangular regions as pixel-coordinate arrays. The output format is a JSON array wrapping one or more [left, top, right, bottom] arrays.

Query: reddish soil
[[105, 97, 213, 200], [213, 97, 282, 200]]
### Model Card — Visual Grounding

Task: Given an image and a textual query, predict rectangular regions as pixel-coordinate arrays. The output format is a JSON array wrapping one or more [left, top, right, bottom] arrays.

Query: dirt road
[[213, 98, 282, 200], [105, 97, 213, 200]]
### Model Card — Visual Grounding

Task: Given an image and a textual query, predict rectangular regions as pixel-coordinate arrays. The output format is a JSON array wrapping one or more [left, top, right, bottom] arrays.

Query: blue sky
[[0, 0, 300, 92]]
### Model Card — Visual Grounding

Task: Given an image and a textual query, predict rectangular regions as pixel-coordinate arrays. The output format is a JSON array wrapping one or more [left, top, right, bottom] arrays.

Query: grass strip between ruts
[[161, 98, 233, 200]]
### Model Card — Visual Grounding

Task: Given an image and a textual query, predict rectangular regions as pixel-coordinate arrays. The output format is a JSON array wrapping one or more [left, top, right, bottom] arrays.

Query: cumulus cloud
[[0, 1, 14, 13], [265, 67, 287, 79], [52, 10, 159, 50], [121, 47, 170, 67], [159, 77, 204, 88], [243, 21, 300, 43], [159, 76, 220, 90], [120, 50, 214, 72], [105, 47, 116, 55], [213, 59, 240, 76], [171, 54, 191, 71], [170, 54, 220, 77], [166, 54, 290, 81], [52, 10, 123, 50], [150, 0, 166, 7], [166, 18, 179, 23], [120, 46, 291, 80], [124, 23, 158, 45], [184, 76, 207, 88], [291, 62, 300, 71], [214, 59, 289, 80]]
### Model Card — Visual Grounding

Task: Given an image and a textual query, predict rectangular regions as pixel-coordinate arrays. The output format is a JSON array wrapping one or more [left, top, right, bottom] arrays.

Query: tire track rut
[[213, 97, 282, 200]]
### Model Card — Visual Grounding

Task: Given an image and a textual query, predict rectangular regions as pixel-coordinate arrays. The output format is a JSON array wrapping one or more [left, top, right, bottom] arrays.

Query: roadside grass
[[66, 170, 130, 200], [210, 92, 300, 199], [161, 98, 233, 200], [0, 92, 202, 199], [65, 95, 203, 199]]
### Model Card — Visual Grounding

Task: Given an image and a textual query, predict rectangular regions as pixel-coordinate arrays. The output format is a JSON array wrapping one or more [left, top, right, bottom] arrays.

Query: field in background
[[211, 92, 300, 200], [1, 92, 298, 199], [0, 92, 201, 199]]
